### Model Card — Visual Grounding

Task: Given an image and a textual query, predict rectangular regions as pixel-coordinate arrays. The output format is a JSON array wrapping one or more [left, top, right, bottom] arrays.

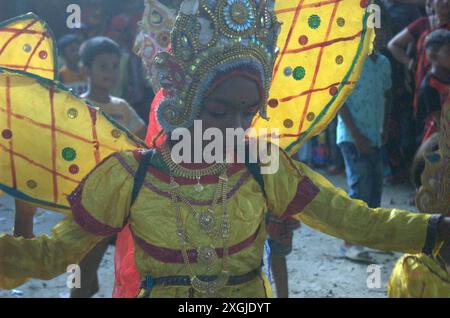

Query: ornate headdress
[[135, 0, 280, 133]]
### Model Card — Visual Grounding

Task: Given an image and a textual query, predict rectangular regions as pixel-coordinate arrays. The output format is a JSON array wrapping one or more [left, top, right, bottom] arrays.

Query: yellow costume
[[0, 0, 447, 298], [0, 147, 437, 297], [388, 254, 450, 298]]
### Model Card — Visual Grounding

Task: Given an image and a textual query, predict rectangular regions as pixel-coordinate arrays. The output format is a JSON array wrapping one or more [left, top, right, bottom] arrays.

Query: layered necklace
[[161, 143, 227, 193], [161, 143, 231, 296]]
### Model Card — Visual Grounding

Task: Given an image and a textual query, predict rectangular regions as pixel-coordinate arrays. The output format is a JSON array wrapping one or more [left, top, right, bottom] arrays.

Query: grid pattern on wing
[[253, 0, 374, 155], [0, 16, 56, 80], [0, 71, 141, 209]]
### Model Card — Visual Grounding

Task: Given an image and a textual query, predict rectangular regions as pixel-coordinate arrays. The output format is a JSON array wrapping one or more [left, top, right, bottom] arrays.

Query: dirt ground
[[0, 169, 417, 298]]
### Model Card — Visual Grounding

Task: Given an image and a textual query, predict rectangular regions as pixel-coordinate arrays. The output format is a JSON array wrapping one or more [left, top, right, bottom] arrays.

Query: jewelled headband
[[136, 0, 280, 133]]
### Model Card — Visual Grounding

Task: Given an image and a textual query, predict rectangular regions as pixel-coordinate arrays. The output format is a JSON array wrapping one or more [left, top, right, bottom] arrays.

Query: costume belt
[[140, 268, 261, 290]]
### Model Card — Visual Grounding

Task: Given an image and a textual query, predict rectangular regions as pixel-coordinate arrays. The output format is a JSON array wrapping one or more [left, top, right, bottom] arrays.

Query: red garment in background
[[407, 18, 450, 115], [112, 89, 165, 298]]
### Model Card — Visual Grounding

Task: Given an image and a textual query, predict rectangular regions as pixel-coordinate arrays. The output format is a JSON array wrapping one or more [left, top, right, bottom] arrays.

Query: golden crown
[[135, 0, 280, 132]]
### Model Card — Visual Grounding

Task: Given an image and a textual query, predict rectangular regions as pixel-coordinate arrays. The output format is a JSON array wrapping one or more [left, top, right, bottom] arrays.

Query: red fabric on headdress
[[112, 89, 166, 298]]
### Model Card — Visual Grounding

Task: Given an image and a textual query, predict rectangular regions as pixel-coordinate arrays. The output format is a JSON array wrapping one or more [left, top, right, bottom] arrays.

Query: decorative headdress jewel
[[138, 0, 281, 133]]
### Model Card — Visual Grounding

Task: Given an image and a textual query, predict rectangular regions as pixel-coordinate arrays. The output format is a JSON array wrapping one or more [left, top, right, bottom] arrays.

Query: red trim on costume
[[67, 154, 124, 236], [266, 215, 301, 246], [132, 226, 261, 264], [284, 177, 320, 217], [69, 188, 123, 236]]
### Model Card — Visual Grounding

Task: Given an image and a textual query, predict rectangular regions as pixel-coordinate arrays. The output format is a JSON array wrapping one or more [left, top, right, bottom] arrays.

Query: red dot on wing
[[268, 99, 279, 108], [39, 50, 48, 59], [329, 86, 338, 96], [69, 165, 79, 174], [298, 35, 309, 46], [1, 129, 12, 139]]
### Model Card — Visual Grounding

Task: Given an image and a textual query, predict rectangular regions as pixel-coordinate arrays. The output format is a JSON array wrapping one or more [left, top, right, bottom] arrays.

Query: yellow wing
[[253, 0, 375, 155], [0, 13, 57, 81], [0, 68, 145, 213]]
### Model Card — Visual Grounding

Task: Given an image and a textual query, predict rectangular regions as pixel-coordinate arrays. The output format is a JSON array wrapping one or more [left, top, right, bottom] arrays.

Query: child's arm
[[264, 148, 448, 256], [296, 162, 446, 254], [388, 28, 416, 69], [124, 102, 147, 139], [339, 104, 374, 154], [1, 152, 134, 289], [0, 217, 104, 289], [13, 200, 37, 239]]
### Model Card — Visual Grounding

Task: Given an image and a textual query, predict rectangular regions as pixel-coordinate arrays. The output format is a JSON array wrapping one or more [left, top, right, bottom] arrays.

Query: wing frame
[[0, 12, 59, 81]]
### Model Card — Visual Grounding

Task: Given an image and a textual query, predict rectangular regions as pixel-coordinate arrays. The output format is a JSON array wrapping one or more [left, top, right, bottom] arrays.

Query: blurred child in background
[[58, 34, 88, 96], [80, 36, 146, 138], [337, 20, 393, 262]]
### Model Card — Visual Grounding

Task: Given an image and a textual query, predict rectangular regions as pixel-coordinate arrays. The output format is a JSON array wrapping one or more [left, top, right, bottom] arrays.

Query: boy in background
[[58, 34, 88, 96], [416, 29, 450, 145], [70, 36, 146, 298], [80, 36, 146, 138], [412, 29, 450, 188], [337, 24, 393, 262]]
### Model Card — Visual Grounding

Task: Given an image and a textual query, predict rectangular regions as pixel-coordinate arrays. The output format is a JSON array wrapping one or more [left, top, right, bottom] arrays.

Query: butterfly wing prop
[[253, 0, 375, 155], [0, 13, 58, 81], [0, 68, 145, 213], [0, 13, 145, 212]]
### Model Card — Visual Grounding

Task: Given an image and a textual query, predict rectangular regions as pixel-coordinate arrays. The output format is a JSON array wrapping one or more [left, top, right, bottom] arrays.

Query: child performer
[[1, 0, 449, 298]]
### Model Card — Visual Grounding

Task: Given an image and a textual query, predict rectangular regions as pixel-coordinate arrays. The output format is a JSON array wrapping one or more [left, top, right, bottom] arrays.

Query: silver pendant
[[197, 246, 218, 267], [198, 209, 216, 233], [194, 177, 204, 192]]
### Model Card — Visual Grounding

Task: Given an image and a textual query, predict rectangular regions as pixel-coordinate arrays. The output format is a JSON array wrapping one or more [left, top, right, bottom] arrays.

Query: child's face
[[432, 43, 450, 71], [87, 53, 120, 90], [193, 75, 261, 151], [63, 42, 81, 66]]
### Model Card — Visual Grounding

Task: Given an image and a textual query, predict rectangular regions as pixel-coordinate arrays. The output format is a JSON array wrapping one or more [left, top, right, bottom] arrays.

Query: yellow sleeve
[[0, 216, 102, 289], [67, 152, 134, 235], [263, 147, 435, 254], [0, 152, 134, 289]]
